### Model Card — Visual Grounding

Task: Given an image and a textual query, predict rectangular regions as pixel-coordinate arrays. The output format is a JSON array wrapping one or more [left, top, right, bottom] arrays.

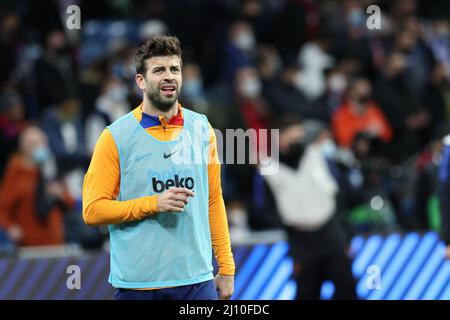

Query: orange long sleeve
[[332, 101, 393, 147], [207, 124, 235, 276], [0, 155, 67, 245], [0, 156, 20, 230], [82, 105, 234, 276], [82, 129, 158, 225]]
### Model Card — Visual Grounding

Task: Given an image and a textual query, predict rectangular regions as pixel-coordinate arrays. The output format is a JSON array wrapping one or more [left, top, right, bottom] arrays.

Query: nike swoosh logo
[[135, 153, 153, 161], [163, 149, 181, 159]]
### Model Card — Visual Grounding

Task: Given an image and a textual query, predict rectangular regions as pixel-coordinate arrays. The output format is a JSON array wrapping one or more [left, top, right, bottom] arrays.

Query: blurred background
[[0, 0, 449, 300]]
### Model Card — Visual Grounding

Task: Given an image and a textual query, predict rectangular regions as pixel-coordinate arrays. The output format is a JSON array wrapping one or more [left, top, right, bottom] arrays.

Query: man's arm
[[207, 124, 235, 299], [0, 158, 22, 242], [82, 129, 159, 225]]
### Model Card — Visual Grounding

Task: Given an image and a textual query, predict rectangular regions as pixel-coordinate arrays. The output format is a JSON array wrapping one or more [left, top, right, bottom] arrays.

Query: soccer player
[[82, 36, 235, 300]]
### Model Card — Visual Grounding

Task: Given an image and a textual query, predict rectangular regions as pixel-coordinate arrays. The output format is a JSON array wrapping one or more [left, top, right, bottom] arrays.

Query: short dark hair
[[274, 114, 303, 132], [135, 35, 182, 76]]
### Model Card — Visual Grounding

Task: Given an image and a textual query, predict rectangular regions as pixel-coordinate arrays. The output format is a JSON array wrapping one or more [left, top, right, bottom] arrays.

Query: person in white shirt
[[261, 116, 357, 300]]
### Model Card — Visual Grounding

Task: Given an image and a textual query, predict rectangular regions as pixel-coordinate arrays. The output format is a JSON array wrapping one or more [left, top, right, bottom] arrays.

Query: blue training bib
[[107, 107, 213, 288]]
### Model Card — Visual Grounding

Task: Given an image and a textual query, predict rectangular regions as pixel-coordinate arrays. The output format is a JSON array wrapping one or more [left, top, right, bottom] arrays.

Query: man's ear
[[135, 74, 146, 90]]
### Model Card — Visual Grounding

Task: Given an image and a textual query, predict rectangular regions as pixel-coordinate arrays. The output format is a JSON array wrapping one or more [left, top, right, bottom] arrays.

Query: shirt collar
[[140, 103, 184, 128]]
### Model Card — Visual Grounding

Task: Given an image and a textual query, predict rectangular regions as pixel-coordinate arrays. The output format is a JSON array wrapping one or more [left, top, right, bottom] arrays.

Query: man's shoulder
[[108, 111, 135, 129], [182, 106, 208, 119], [182, 107, 210, 129]]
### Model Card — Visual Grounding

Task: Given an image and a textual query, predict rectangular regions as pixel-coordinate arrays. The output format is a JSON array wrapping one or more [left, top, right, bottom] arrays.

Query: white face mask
[[32, 146, 51, 165], [108, 86, 128, 103], [321, 139, 337, 159], [240, 77, 261, 98], [294, 70, 326, 99], [233, 31, 256, 51], [348, 7, 365, 28], [328, 74, 347, 94], [182, 79, 203, 97]]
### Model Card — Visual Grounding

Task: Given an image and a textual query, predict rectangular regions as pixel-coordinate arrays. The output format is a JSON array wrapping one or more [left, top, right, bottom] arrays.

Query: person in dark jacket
[[438, 134, 450, 259]]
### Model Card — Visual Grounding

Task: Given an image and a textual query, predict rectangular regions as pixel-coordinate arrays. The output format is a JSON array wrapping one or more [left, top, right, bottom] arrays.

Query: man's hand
[[46, 181, 65, 200], [7, 224, 23, 243], [445, 245, 450, 260], [215, 274, 234, 300], [156, 188, 195, 212]]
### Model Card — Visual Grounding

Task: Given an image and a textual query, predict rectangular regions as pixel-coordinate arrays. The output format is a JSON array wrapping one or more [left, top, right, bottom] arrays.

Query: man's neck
[[142, 98, 178, 121], [349, 100, 365, 116]]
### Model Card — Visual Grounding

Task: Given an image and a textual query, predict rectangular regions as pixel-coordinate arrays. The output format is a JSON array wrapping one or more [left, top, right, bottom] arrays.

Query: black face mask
[[280, 142, 305, 169], [52, 46, 68, 57], [357, 95, 371, 105], [401, 46, 414, 55], [392, 73, 407, 87]]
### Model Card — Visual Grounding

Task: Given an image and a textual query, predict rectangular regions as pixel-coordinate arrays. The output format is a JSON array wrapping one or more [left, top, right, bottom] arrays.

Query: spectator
[[0, 89, 28, 176], [257, 44, 283, 83], [0, 126, 74, 246], [268, 0, 307, 61], [246, 165, 284, 231], [424, 18, 450, 77], [180, 62, 209, 113], [35, 30, 78, 111], [324, 67, 348, 115], [223, 21, 257, 82], [261, 116, 357, 300], [0, 11, 20, 86], [329, 0, 378, 79], [41, 95, 87, 174], [421, 63, 450, 136], [257, 44, 329, 121], [44, 93, 107, 250], [85, 77, 130, 153], [41, 95, 89, 207], [233, 66, 272, 156], [393, 26, 436, 98], [374, 52, 431, 161], [225, 66, 271, 235], [293, 35, 334, 101], [263, 62, 329, 122], [332, 76, 393, 150]]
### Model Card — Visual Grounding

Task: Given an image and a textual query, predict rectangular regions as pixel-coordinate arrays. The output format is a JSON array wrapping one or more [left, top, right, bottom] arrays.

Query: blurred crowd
[[0, 0, 450, 252]]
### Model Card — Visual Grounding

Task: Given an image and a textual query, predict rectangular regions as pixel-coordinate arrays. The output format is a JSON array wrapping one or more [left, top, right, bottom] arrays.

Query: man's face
[[20, 127, 47, 158], [61, 97, 80, 119], [136, 55, 182, 112], [350, 79, 372, 106], [279, 124, 304, 153]]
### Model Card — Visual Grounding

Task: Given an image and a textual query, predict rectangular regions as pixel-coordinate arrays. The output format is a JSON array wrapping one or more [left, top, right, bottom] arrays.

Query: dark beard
[[146, 89, 178, 112]]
